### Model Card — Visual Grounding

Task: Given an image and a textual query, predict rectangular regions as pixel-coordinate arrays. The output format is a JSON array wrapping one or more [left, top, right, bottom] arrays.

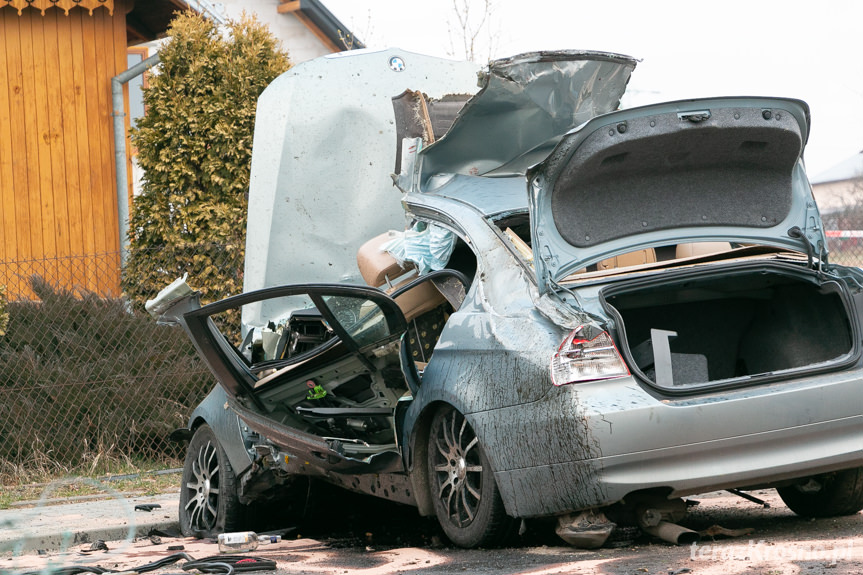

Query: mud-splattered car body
[[163, 48, 863, 548]]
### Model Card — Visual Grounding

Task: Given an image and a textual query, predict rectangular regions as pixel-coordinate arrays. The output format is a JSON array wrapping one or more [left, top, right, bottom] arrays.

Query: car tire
[[427, 405, 516, 548], [777, 467, 863, 517], [179, 424, 244, 537]]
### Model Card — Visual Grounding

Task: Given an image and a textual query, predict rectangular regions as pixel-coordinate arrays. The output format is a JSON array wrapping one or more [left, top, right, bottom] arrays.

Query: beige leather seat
[[356, 232, 446, 320], [597, 248, 657, 271], [675, 242, 732, 259]]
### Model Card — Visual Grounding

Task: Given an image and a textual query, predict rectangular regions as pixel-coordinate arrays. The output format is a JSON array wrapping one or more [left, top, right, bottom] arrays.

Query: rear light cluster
[[551, 324, 630, 386]]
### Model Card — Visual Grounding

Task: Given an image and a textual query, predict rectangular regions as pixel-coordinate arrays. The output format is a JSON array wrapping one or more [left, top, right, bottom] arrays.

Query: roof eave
[[296, 0, 365, 52]]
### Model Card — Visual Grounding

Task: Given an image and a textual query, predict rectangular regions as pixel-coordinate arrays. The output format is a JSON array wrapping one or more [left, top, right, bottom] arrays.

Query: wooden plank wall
[[0, 2, 127, 299]]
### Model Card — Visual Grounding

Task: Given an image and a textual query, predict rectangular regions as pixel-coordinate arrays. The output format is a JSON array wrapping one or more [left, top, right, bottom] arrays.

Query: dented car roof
[[417, 50, 637, 181]]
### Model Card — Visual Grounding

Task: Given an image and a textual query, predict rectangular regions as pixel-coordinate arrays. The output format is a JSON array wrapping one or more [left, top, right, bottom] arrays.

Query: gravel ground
[[4, 490, 861, 575]]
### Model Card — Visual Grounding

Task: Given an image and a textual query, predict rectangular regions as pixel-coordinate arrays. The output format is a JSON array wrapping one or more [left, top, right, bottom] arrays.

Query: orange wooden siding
[[0, 2, 128, 299], [0, 1, 114, 16]]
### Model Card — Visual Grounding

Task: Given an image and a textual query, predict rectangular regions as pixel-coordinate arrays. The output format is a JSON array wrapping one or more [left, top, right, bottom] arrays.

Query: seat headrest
[[356, 232, 413, 287]]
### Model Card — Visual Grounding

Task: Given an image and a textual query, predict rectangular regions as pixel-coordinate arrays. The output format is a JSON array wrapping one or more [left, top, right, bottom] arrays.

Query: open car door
[[180, 284, 411, 474]]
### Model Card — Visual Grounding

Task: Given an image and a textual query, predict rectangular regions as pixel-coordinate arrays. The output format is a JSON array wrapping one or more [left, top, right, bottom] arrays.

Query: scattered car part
[[11, 552, 263, 575], [84, 539, 108, 552], [698, 524, 755, 539], [148, 526, 182, 538], [14, 554, 193, 575], [727, 489, 770, 508], [637, 512, 700, 546], [555, 510, 616, 548], [605, 496, 701, 546], [183, 555, 276, 574]]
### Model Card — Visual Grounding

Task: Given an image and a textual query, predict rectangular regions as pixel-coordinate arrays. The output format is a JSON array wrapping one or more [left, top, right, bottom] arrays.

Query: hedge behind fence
[[0, 275, 213, 476]]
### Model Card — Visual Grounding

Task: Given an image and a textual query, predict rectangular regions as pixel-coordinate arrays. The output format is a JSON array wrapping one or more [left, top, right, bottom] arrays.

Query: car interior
[[203, 230, 477, 457]]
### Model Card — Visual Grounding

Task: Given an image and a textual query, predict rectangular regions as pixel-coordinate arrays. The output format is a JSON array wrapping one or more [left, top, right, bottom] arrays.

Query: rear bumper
[[597, 415, 862, 498], [470, 370, 863, 518], [494, 414, 863, 517]]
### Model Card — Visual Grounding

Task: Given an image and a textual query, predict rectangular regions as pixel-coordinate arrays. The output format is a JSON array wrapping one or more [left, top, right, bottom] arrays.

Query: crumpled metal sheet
[[241, 49, 480, 330], [418, 50, 638, 180], [555, 510, 616, 548]]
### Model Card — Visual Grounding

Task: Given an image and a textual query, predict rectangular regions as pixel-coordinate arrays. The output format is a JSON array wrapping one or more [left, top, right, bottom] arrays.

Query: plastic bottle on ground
[[217, 532, 282, 553]]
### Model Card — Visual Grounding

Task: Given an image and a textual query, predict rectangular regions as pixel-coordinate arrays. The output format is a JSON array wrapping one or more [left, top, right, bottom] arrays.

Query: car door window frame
[[182, 284, 408, 406]]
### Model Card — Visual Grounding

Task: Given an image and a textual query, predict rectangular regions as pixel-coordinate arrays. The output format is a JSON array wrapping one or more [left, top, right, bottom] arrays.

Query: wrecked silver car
[[157, 48, 863, 549]]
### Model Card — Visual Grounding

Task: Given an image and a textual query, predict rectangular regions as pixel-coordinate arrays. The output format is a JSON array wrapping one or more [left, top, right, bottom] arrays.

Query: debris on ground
[[83, 539, 109, 553], [698, 524, 755, 539]]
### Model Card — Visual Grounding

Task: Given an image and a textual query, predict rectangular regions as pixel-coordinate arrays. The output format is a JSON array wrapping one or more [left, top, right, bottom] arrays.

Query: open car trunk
[[526, 97, 825, 294], [602, 263, 858, 393]]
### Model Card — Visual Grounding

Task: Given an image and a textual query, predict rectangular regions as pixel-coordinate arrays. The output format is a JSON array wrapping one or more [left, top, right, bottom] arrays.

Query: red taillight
[[551, 325, 630, 386]]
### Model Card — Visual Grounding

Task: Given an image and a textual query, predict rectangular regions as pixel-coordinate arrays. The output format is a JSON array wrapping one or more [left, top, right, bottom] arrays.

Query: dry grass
[[0, 437, 182, 484], [0, 468, 181, 509], [0, 442, 181, 509]]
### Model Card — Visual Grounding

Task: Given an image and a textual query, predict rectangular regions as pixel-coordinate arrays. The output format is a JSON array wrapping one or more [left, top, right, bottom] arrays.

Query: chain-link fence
[[826, 235, 863, 267], [0, 245, 243, 479]]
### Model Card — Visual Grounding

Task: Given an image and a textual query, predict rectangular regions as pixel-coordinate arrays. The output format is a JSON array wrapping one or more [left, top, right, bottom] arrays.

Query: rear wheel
[[179, 424, 243, 536], [427, 405, 516, 548], [777, 467, 863, 517]]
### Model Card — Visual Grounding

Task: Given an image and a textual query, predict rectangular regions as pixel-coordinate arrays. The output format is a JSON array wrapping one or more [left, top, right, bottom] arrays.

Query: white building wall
[[217, 0, 334, 64], [129, 1, 338, 197], [813, 181, 854, 215]]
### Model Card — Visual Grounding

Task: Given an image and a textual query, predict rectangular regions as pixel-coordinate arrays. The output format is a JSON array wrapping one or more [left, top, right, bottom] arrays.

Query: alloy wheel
[[184, 439, 221, 531], [431, 408, 484, 527]]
